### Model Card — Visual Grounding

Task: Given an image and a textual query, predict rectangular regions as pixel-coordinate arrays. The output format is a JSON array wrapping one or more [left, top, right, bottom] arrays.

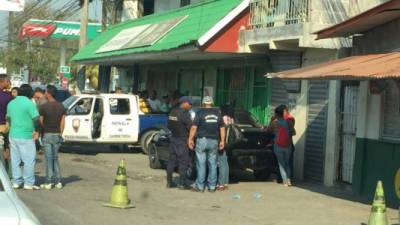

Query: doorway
[[338, 82, 359, 184]]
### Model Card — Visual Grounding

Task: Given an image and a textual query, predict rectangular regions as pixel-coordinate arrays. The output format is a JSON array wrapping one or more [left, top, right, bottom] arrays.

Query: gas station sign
[[19, 19, 101, 40]]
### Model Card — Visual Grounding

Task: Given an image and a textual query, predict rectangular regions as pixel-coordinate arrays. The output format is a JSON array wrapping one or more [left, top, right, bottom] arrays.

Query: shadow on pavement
[[60, 144, 143, 155], [35, 175, 82, 185]]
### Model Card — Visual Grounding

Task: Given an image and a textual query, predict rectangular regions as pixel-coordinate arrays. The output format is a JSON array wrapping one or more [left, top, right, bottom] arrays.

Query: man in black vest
[[166, 96, 193, 189]]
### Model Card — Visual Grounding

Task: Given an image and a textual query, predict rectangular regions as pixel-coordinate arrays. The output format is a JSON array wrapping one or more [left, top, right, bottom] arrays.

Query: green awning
[[71, 0, 243, 63]]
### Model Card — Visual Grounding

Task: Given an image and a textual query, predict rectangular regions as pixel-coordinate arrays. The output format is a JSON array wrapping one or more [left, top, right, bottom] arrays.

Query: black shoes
[[166, 182, 177, 188]]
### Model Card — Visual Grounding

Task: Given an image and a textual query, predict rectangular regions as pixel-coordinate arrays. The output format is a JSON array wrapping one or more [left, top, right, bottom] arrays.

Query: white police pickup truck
[[62, 93, 167, 153]]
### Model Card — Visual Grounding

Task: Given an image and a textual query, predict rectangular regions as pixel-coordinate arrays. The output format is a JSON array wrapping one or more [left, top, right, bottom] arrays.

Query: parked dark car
[[148, 109, 279, 180]]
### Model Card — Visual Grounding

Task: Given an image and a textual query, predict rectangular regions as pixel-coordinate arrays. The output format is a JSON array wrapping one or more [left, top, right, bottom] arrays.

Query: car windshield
[[234, 111, 261, 128], [63, 96, 78, 109]]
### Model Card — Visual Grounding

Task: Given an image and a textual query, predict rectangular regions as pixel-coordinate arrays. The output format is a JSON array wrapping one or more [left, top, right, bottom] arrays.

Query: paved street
[[15, 149, 399, 225]]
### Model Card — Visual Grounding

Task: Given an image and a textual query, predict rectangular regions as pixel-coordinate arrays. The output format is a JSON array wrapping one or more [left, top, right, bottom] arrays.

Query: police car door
[[102, 96, 139, 143], [63, 96, 95, 142]]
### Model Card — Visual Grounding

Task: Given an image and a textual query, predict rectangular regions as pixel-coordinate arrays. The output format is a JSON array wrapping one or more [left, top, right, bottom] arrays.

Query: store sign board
[[0, 0, 25, 12], [60, 66, 70, 74], [19, 19, 101, 40], [19, 23, 56, 39], [97, 16, 187, 53]]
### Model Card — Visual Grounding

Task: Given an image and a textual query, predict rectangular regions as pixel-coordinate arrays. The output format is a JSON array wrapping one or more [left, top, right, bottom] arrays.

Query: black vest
[[167, 107, 191, 139]]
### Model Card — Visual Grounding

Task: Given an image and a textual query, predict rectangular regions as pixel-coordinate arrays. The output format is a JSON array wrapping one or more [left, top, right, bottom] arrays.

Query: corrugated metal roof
[[316, 0, 400, 39], [267, 52, 400, 80], [72, 0, 242, 62]]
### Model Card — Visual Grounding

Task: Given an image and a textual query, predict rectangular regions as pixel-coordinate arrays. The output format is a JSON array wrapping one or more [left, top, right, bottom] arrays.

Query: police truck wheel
[[148, 143, 162, 169], [140, 130, 156, 155]]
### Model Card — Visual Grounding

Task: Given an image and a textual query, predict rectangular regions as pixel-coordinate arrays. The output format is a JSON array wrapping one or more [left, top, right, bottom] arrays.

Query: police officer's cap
[[179, 96, 193, 105]]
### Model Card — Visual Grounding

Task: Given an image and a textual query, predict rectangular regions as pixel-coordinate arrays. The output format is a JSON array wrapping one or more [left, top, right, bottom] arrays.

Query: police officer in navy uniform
[[166, 96, 193, 189]]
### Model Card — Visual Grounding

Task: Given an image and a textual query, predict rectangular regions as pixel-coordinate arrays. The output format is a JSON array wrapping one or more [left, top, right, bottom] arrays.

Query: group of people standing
[[167, 96, 230, 192], [166, 94, 296, 191], [0, 74, 65, 190]]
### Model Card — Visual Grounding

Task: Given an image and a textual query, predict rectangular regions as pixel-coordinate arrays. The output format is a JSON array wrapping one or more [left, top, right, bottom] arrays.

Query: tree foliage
[[0, 1, 78, 83]]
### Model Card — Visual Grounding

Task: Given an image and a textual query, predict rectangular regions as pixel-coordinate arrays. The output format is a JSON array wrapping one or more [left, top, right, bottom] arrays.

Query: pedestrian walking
[[0, 74, 13, 176], [7, 84, 41, 190], [268, 105, 293, 187], [189, 96, 226, 192], [166, 96, 193, 189], [39, 85, 65, 190]]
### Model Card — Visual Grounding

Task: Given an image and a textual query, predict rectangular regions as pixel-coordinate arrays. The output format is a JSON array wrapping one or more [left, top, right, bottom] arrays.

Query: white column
[[324, 80, 341, 186], [356, 81, 369, 139], [292, 80, 308, 180]]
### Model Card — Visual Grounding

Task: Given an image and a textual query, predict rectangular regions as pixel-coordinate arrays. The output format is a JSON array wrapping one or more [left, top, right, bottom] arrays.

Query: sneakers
[[55, 182, 63, 189], [190, 186, 204, 193], [208, 188, 216, 193], [23, 185, 40, 190], [40, 182, 63, 190], [40, 183, 53, 190], [12, 183, 21, 189]]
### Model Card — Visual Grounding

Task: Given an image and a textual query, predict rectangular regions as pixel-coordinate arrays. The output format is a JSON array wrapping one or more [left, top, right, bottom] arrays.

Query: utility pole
[[102, 0, 108, 31], [7, 12, 14, 74], [77, 0, 89, 91], [79, 0, 89, 49]]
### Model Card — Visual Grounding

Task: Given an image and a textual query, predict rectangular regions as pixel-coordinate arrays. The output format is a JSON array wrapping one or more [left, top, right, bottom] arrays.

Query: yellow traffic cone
[[103, 159, 135, 209], [368, 181, 388, 225]]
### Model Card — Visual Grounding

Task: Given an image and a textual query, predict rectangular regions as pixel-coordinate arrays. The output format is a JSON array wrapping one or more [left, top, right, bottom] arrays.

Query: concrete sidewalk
[[17, 152, 399, 225]]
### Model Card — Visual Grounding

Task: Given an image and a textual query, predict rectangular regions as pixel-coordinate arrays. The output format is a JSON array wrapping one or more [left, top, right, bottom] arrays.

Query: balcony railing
[[250, 0, 310, 29]]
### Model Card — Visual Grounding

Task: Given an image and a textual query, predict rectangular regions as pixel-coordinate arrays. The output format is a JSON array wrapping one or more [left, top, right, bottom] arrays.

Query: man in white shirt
[[147, 90, 162, 112]]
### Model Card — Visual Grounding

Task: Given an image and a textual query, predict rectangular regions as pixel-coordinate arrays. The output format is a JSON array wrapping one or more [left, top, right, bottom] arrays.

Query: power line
[[0, 0, 81, 40], [0, 38, 78, 51]]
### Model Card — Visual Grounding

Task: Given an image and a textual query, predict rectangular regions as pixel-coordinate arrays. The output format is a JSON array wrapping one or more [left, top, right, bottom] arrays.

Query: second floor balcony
[[250, 0, 310, 29], [241, 0, 350, 52]]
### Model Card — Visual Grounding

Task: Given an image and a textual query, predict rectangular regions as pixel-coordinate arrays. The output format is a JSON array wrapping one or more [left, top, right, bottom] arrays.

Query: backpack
[[225, 124, 244, 148], [275, 119, 290, 148]]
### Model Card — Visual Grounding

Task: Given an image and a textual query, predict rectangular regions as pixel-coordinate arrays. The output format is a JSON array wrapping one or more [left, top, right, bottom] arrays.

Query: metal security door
[[340, 85, 358, 183], [269, 51, 302, 115], [304, 81, 329, 182]]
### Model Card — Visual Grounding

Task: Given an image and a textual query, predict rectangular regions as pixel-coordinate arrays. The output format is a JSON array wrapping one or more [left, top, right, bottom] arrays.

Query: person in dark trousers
[[189, 96, 226, 192], [39, 85, 66, 190], [166, 96, 193, 189], [283, 105, 296, 179], [0, 74, 13, 176]]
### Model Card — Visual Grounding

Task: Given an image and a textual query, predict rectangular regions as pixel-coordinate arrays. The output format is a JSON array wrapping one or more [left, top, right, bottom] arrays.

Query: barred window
[[382, 79, 400, 139]]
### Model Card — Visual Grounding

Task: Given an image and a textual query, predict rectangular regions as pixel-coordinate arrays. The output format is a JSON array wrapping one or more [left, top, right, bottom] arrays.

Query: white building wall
[[349, 0, 391, 16], [154, 0, 180, 13], [356, 81, 382, 140]]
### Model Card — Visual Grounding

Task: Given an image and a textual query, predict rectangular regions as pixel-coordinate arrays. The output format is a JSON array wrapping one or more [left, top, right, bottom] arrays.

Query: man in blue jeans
[[7, 84, 41, 190], [189, 96, 225, 192], [39, 85, 65, 190]]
